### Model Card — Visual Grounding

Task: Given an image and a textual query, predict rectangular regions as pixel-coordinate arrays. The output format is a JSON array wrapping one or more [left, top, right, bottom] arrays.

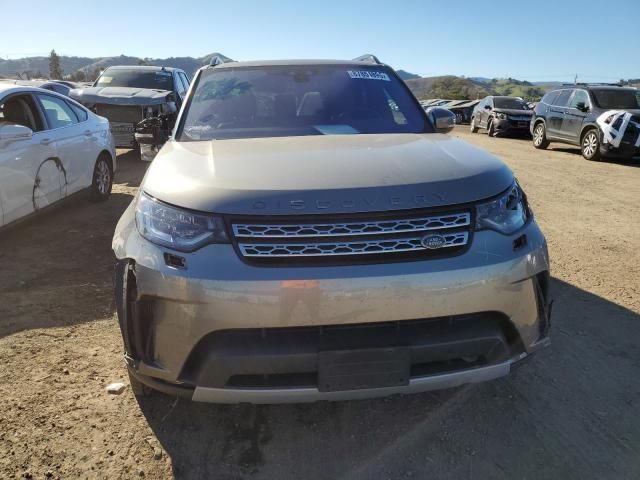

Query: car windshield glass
[[95, 70, 173, 90], [493, 98, 529, 110], [178, 65, 429, 141], [591, 89, 639, 109]]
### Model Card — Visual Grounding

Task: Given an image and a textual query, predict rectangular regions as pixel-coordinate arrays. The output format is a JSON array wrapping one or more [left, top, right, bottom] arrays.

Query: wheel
[[581, 129, 601, 161], [128, 369, 153, 397], [89, 154, 113, 202], [533, 122, 550, 149], [470, 117, 478, 133], [487, 118, 495, 137]]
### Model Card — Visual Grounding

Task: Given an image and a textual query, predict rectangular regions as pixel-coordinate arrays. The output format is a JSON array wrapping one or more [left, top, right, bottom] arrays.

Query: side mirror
[[484, 104, 491, 110], [575, 102, 588, 112], [427, 107, 455, 133], [0, 123, 33, 142]]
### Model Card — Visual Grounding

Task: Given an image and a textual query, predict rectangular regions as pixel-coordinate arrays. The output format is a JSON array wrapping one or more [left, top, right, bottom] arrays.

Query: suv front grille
[[229, 209, 472, 265]]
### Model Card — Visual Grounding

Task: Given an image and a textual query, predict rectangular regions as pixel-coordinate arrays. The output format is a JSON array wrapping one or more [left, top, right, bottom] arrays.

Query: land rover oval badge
[[421, 234, 446, 249]]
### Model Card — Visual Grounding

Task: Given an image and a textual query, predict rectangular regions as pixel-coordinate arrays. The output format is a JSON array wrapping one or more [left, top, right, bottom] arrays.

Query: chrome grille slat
[[233, 212, 470, 238], [238, 233, 468, 258]]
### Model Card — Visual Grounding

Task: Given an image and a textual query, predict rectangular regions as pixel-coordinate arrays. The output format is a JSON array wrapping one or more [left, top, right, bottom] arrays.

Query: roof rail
[[353, 54, 382, 64], [209, 55, 234, 67], [561, 82, 623, 87]]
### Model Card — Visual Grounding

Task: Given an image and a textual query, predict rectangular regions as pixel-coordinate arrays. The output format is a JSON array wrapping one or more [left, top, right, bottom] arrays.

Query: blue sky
[[3, 0, 637, 82]]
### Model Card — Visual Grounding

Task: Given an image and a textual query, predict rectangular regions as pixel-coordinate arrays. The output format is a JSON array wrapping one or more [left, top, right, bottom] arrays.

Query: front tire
[[581, 129, 601, 161], [470, 117, 478, 133], [487, 118, 495, 137], [533, 122, 550, 149], [89, 154, 113, 202]]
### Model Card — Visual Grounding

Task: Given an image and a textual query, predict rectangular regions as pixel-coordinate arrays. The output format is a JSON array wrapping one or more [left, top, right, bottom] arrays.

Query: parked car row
[[467, 85, 640, 161], [2, 56, 553, 405]]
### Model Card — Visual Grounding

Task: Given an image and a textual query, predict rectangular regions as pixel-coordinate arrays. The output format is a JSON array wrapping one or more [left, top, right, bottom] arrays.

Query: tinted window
[[179, 72, 191, 92], [568, 90, 589, 109], [68, 101, 88, 121], [38, 94, 78, 129], [493, 97, 529, 110], [95, 69, 174, 90], [175, 73, 187, 97], [591, 89, 639, 109], [541, 90, 560, 105], [553, 90, 572, 107], [179, 65, 429, 141]]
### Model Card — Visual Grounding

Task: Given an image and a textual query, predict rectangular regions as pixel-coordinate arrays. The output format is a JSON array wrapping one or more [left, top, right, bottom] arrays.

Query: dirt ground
[[1, 127, 639, 480]]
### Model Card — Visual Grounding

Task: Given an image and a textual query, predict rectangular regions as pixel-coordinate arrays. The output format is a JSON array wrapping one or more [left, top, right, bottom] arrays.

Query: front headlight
[[494, 112, 507, 120], [476, 182, 529, 234], [135, 192, 229, 252]]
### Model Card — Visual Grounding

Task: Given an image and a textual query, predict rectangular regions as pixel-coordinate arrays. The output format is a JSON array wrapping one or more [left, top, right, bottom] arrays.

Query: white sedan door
[[0, 93, 59, 225], [35, 93, 91, 195]]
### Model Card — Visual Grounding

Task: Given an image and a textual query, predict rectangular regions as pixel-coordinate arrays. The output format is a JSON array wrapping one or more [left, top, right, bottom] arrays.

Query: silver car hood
[[69, 86, 172, 106], [143, 133, 514, 215]]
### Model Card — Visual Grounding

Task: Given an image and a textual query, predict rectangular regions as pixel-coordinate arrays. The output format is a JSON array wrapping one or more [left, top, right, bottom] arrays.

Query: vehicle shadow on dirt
[[0, 150, 146, 339], [137, 278, 640, 480], [114, 149, 149, 187], [549, 147, 640, 167]]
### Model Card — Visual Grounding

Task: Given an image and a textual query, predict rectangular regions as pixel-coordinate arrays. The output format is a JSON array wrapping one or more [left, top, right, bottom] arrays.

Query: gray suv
[[113, 56, 551, 403], [531, 84, 640, 161]]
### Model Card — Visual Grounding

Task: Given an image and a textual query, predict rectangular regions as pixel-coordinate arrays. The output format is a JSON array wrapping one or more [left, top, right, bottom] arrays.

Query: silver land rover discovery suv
[[113, 56, 551, 403]]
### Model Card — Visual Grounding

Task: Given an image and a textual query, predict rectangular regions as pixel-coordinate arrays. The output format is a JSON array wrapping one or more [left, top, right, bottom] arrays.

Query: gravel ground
[[1, 128, 639, 479]]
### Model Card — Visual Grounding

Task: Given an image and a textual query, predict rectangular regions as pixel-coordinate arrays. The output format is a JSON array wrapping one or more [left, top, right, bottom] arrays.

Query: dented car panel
[[0, 84, 116, 228]]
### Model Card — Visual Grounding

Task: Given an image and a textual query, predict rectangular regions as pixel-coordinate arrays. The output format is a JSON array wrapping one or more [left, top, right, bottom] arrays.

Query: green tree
[[49, 49, 63, 79]]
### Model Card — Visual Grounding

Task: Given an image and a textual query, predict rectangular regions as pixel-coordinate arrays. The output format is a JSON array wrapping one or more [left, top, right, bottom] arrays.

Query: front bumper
[[494, 118, 532, 136], [113, 206, 551, 403]]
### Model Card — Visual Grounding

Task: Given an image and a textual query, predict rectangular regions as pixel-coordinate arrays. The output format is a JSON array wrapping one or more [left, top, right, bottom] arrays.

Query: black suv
[[470, 96, 533, 137], [530, 84, 640, 161]]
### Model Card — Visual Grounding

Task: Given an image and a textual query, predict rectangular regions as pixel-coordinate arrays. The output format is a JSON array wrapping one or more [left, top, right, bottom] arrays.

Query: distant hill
[[396, 70, 420, 80], [469, 76, 492, 84], [406, 75, 549, 101], [0, 52, 232, 79], [405, 75, 494, 100]]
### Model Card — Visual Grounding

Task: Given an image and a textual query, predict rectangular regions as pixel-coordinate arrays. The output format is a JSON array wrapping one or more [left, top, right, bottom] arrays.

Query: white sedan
[[0, 84, 116, 228]]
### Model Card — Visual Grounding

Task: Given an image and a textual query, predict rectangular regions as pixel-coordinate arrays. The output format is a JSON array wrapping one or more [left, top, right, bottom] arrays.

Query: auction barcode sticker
[[348, 70, 390, 81]]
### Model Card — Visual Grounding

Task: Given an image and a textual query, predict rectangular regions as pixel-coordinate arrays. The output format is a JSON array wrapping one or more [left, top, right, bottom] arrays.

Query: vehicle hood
[[143, 133, 514, 215], [69, 86, 172, 106], [494, 109, 533, 116]]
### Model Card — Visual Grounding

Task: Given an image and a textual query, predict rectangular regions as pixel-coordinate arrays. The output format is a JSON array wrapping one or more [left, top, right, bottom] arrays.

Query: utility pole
[[574, 74, 578, 85]]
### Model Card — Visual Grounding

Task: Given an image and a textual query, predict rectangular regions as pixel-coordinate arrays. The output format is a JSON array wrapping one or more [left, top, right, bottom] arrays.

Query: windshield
[[591, 89, 639, 109], [178, 65, 429, 141], [493, 97, 529, 110], [95, 69, 173, 90]]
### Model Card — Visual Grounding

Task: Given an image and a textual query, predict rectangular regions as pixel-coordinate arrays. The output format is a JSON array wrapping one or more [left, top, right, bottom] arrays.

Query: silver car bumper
[[113, 205, 551, 403], [191, 361, 514, 404]]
